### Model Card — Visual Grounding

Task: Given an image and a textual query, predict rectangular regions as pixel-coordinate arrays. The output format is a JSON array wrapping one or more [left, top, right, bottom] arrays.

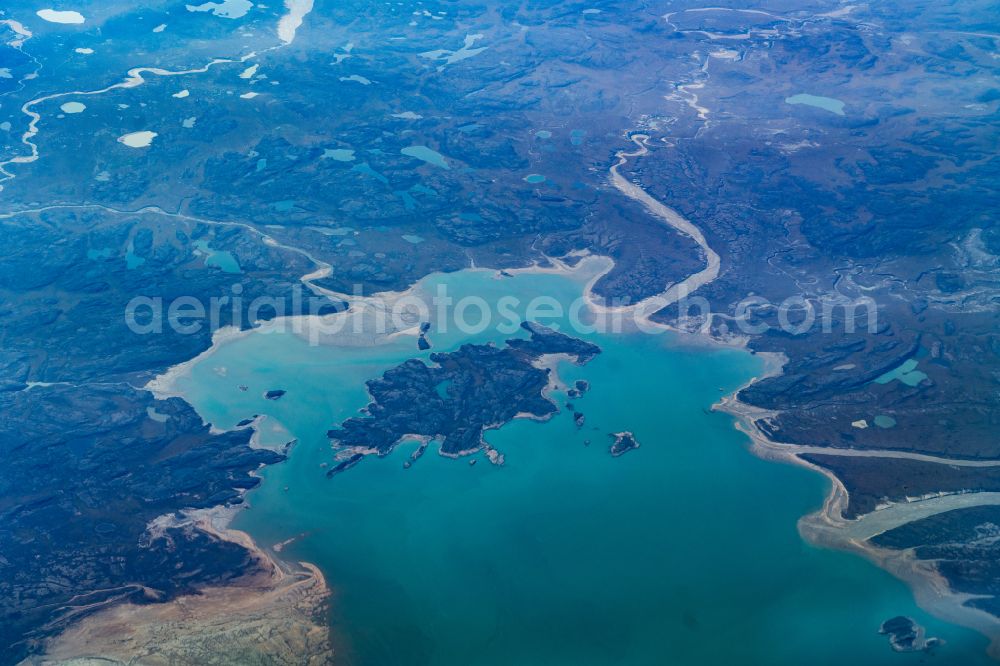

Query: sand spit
[[32, 509, 332, 665]]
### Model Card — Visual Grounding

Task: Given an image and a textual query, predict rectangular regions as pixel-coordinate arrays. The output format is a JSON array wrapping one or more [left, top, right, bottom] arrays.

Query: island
[[610, 431, 641, 457], [326, 322, 600, 461], [879, 616, 943, 653]]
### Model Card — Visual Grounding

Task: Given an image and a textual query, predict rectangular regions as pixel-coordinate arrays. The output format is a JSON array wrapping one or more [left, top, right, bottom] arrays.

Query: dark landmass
[[0, 207, 333, 662], [325, 453, 365, 479], [609, 431, 640, 457], [418, 322, 432, 350], [2, 1, 707, 304], [0, 208, 339, 387], [508, 321, 600, 363], [879, 615, 942, 653], [327, 322, 600, 458], [802, 455, 1000, 520], [567, 379, 590, 399], [0, 384, 281, 663], [875, 506, 1000, 617]]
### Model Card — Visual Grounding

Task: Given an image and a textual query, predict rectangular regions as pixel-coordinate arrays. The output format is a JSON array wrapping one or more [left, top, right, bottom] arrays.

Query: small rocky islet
[[879, 616, 943, 653]]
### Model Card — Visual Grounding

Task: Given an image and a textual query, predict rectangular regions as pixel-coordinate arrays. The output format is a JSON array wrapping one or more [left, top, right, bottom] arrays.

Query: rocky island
[[880, 616, 943, 653], [327, 322, 600, 461], [610, 431, 641, 457]]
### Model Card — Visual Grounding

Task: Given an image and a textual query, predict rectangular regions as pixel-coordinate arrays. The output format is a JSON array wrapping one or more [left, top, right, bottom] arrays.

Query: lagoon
[[175, 268, 993, 666]]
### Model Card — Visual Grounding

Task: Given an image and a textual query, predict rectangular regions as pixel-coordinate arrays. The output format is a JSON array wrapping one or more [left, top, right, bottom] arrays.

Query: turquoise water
[[875, 415, 898, 429], [874, 359, 928, 388], [175, 269, 992, 666], [785, 93, 846, 116], [194, 240, 242, 274], [125, 241, 145, 269]]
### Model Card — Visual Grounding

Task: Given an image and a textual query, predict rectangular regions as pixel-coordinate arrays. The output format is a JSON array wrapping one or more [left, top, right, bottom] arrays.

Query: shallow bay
[[176, 268, 993, 665]]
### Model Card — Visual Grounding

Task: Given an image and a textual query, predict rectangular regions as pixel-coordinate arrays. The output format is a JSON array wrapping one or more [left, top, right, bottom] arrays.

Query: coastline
[[118, 128, 997, 662], [33, 505, 332, 665], [608, 133, 1000, 658], [716, 361, 1000, 659], [145, 324, 254, 401]]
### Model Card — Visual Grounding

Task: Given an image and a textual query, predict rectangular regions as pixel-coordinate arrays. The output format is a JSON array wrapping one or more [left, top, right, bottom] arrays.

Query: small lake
[[36, 9, 86, 24], [402, 145, 450, 169], [785, 93, 846, 116], [185, 0, 252, 19], [193, 240, 242, 274], [60, 102, 86, 114], [874, 358, 928, 388], [118, 130, 157, 148]]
